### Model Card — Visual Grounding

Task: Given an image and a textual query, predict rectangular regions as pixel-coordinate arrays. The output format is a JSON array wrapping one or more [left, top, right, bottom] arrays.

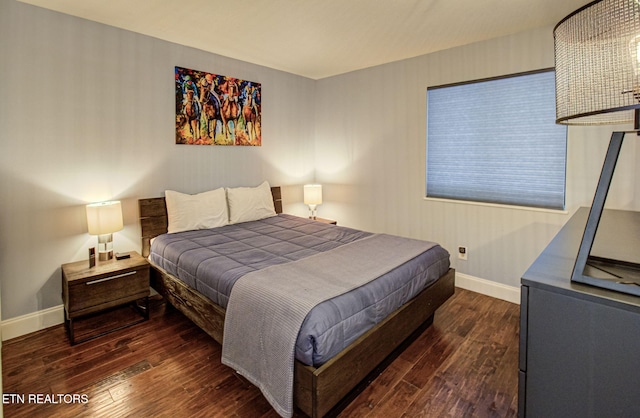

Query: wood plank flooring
[[2, 288, 519, 417]]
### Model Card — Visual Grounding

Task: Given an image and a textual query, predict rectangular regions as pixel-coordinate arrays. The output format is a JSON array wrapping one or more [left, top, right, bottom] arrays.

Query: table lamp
[[303, 184, 322, 219], [86, 201, 124, 261], [554, 0, 640, 295]]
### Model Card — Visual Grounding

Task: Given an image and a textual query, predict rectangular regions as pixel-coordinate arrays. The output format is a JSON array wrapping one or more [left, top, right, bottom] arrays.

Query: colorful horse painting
[[175, 67, 261, 146]]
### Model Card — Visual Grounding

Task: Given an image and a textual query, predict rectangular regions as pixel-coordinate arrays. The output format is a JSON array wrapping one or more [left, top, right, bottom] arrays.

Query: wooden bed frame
[[138, 186, 455, 417]]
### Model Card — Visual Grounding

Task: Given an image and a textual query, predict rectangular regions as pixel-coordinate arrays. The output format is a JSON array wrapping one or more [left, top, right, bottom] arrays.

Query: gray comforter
[[222, 233, 438, 417], [149, 214, 450, 365]]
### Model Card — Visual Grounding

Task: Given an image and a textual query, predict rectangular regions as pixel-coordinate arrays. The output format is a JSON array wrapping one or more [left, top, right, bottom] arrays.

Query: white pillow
[[226, 181, 277, 224], [165, 188, 229, 233]]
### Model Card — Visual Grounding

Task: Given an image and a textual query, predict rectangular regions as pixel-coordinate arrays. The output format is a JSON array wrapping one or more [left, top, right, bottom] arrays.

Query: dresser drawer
[[66, 266, 149, 317]]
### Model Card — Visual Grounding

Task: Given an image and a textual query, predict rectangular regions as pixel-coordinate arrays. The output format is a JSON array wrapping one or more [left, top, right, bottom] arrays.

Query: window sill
[[423, 197, 569, 215]]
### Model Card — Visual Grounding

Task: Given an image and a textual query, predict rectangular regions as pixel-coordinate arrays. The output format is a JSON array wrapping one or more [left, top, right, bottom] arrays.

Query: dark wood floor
[[2, 288, 519, 417]]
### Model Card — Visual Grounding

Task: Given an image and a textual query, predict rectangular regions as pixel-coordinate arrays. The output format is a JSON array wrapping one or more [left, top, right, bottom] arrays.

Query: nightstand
[[61, 251, 150, 345], [311, 217, 337, 225]]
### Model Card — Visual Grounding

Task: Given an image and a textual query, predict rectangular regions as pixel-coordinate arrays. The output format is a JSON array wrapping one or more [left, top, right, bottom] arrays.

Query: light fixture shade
[[554, 0, 640, 125], [303, 184, 322, 205], [86, 201, 124, 235]]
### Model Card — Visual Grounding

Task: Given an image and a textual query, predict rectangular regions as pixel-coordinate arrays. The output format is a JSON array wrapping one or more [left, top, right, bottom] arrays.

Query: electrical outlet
[[458, 246, 467, 260]]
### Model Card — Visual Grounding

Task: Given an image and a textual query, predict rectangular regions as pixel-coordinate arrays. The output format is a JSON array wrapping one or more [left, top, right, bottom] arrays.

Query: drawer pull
[[86, 271, 137, 285]]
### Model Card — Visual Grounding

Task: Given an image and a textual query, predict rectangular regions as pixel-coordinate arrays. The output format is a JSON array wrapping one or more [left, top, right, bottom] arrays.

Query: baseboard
[[1, 288, 159, 341], [1, 305, 64, 341], [1, 277, 518, 341], [455, 272, 521, 305]]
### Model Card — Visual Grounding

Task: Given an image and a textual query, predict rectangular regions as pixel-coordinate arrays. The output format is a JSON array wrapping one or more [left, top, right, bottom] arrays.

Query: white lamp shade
[[304, 184, 323, 205], [86, 201, 124, 235]]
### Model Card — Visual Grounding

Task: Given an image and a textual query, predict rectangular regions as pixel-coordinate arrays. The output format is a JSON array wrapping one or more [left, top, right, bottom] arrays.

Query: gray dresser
[[519, 207, 640, 417]]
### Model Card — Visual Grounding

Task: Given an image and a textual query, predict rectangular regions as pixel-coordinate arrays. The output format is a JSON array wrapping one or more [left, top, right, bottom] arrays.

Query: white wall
[[314, 26, 639, 290], [0, 0, 316, 321]]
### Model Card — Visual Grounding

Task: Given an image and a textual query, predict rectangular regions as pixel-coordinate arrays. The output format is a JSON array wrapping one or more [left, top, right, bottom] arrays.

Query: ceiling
[[19, 0, 588, 80]]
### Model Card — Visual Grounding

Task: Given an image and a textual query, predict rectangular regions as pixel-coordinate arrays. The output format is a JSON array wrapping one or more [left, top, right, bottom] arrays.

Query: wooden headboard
[[138, 186, 283, 257]]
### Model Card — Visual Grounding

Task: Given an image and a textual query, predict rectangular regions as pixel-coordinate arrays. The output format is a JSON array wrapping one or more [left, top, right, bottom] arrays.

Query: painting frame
[[175, 66, 261, 146]]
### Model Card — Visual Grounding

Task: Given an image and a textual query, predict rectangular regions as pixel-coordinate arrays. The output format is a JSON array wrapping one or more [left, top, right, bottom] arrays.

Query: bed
[[138, 184, 454, 417]]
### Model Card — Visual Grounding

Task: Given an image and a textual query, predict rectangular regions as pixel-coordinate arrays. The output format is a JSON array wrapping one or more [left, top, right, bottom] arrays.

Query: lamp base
[[97, 233, 114, 261], [584, 257, 640, 285], [579, 259, 640, 297], [571, 131, 640, 296], [575, 209, 640, 296], [98, 251, 114, 262], [307, 204, 317, 220]]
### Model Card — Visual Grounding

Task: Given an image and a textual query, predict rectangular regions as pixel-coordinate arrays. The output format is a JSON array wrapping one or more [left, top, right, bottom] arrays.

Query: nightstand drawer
[[65, 266, 149, 318], [66, 266, 149, 317], [62, 251, 150, 344]]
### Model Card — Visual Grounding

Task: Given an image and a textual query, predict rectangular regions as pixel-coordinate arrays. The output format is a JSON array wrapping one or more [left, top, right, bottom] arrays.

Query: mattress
[[149, 214, 450, 365]]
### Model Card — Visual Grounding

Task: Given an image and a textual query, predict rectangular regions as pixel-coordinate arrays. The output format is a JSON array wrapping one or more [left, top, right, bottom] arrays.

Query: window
[[426, 69, 567, 210]]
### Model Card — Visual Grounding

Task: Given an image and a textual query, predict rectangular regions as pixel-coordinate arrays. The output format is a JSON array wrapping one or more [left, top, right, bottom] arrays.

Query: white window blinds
[[426, 69, 567, 210]]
